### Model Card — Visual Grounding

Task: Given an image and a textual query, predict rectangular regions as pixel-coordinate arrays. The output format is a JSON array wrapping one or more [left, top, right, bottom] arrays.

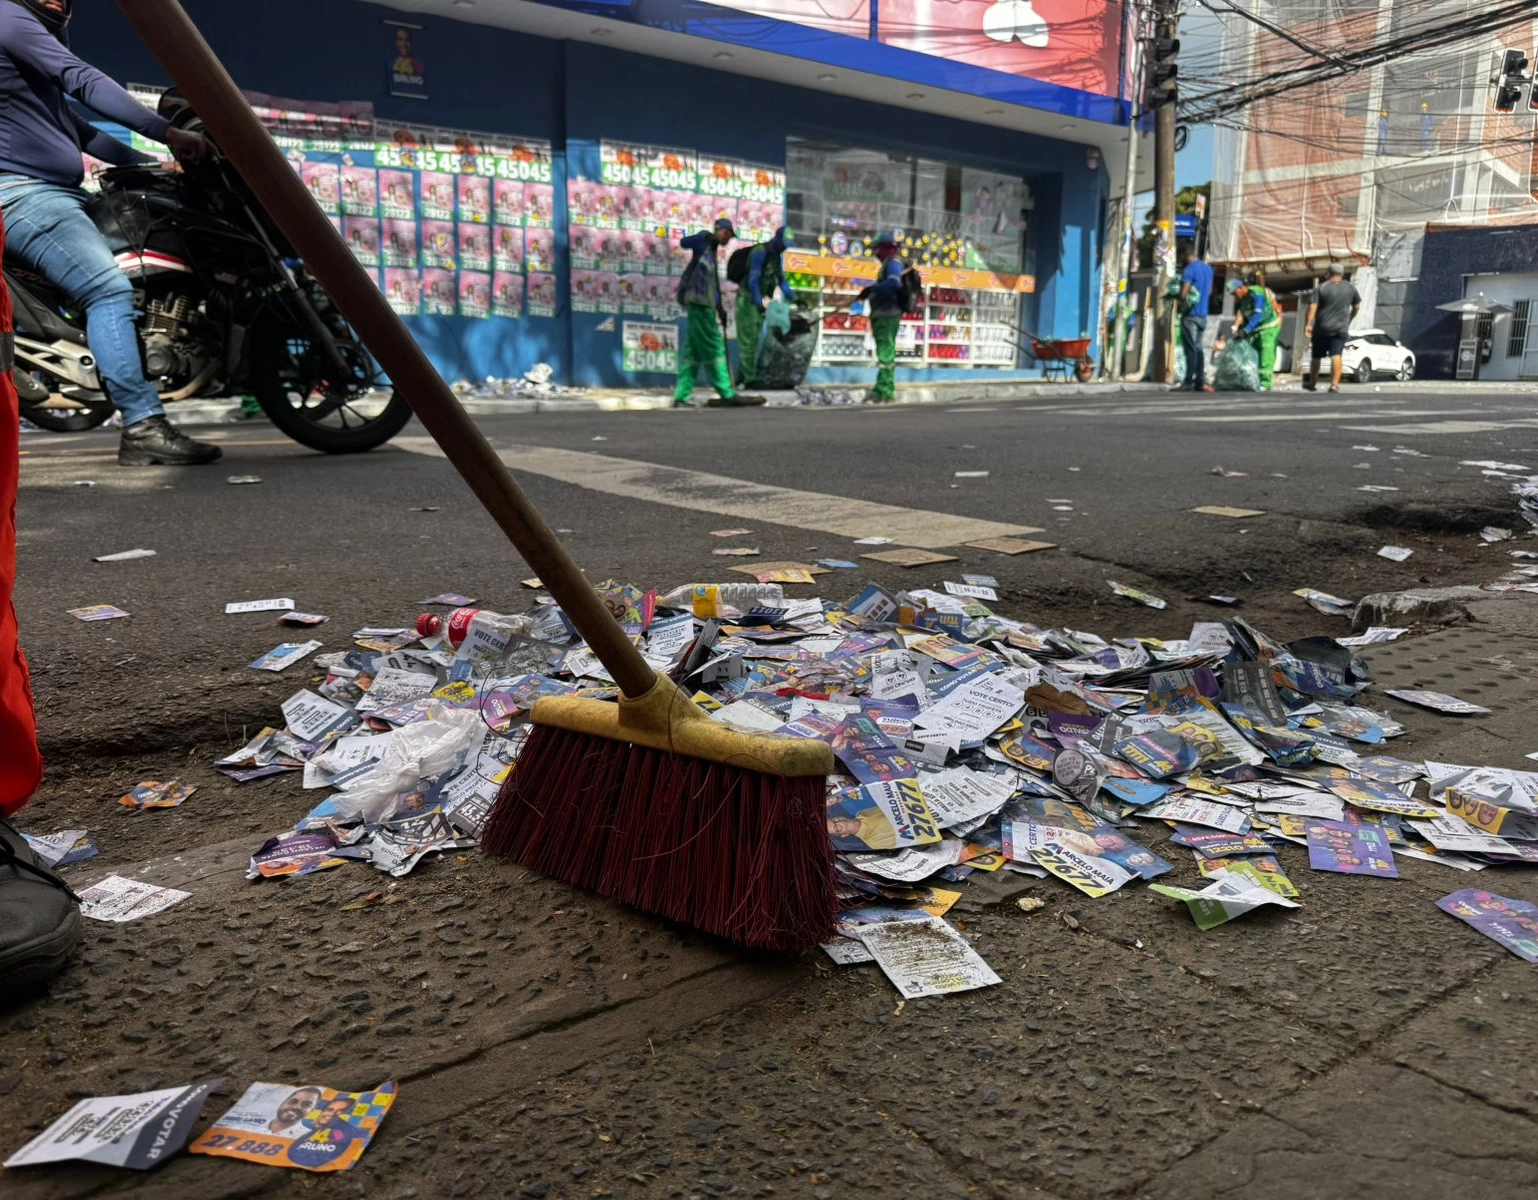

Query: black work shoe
[[720, 394, 766, 407], [118, 415, 222, 466], [0, 814, 82, 998]]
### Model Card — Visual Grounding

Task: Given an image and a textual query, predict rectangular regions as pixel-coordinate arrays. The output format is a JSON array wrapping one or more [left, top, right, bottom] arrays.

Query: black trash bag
[[755, 312, 816, 390]]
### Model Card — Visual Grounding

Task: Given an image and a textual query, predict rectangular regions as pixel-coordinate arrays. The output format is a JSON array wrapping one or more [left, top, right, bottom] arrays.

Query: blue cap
[[714, 217, 735, 236], [875, 230, 898, 248], [1226, 278, 1243, 293]]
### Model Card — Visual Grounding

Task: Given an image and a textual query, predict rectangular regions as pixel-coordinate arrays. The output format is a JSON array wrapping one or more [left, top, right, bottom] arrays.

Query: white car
[[1340, 330, 1416, 383]]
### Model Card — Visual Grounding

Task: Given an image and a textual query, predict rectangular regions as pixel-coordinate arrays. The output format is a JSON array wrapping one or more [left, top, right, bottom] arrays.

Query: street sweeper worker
[[858, 232, 905, 403], [673, 217, 764, 408], [733, 224, 796, 389], [1226, 273, 1281, 391]]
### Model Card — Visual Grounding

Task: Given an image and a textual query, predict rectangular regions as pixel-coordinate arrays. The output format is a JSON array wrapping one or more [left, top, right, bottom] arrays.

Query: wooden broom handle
[[117, 0, 657, 698]]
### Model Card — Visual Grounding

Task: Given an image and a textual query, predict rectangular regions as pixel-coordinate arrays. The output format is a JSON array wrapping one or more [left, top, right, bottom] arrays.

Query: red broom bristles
[[482, 724, 837, 952]]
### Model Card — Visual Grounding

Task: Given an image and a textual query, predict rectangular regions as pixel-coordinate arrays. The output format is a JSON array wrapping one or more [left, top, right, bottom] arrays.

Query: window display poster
[[386, 20, 428, 100], [623, 322, 680, 374]]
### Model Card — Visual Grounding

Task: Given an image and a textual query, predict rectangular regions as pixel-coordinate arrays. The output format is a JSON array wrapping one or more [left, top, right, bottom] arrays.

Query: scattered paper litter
[[1377, 545, 1414, 562], [710, 528, 753, 537], [851, 916, 1001, 999], [965, 537, 1055, 555], [225, 598, 295, 614], [1436, 889, 1538, 962], [1293, 588, 1354, 617], [226, 475, 262, 484], [712, 547, 760, 557], [1385, 688, 1491, 716], [4, 1081, 219, 1169], [422, 592, 475, 606], [1191, 505, 1266, 518], [189, 1080, 397, 1172], [119, 780, 196, 811], [953, 470, 990, 478], [249, 640, 324, 672], [943, 580, 998, 601], [861, 548, 960, 568], [78, 875, 191, 922], [1481, 527, 1514, 543], [1107, 580, 1167, 609], [92, 548, 155, 562], [1337, 626, 1407, 646], [1152, 870, 1300, 929], [68, 605, 129, 622], [852, 536, 894, 545], [1357, 485, 1399, 492]]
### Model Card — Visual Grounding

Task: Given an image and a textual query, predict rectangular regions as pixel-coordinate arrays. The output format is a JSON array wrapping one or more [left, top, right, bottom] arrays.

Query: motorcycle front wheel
[[250, 323, 413, 453]]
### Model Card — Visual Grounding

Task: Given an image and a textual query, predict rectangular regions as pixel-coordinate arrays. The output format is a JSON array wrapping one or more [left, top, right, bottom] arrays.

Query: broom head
[[482, 673, 837, 952]]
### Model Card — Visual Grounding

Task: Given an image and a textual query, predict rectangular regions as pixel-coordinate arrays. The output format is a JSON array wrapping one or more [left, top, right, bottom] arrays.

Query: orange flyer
[[188, 1080, 397, 1172]]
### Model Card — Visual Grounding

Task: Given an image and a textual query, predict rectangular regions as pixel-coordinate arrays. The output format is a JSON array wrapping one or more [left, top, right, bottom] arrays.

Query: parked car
[[1341, 330, 1416, 382]]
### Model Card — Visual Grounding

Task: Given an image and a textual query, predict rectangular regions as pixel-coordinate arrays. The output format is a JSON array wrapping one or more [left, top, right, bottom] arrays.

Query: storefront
[[76, 0, 1131, 389]]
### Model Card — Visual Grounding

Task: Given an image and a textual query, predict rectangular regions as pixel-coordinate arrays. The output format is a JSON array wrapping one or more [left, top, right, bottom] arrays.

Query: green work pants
[[1256, 325, 1279, 391], [735, 291, 763, 386], [871, 315, 900, 401], [674, 303, 735, 403]]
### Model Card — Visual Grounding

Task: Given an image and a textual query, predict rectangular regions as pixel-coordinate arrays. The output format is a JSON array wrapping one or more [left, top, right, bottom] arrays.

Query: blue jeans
[[1181, 313, 1207, 388], [0, 174, 162, 425]]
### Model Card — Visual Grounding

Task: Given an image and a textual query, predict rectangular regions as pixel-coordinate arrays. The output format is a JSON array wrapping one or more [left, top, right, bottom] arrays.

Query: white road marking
[[1342, 419, 1538, 435], [395, 437, 1044, 548], [1172, 409, 1476, 423]]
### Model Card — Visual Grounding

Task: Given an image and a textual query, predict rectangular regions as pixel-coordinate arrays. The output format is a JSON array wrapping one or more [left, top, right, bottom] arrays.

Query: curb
[[163, 380, 1173, 428]]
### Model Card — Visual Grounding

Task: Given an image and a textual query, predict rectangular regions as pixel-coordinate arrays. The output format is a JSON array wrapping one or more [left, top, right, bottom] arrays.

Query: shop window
[[785, 137, 1032, 369], [1508, 299, 1530, 359]]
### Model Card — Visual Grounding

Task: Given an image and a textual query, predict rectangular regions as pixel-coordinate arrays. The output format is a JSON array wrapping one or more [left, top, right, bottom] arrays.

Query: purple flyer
[[1437, 889, 1538, 963], [1306, 818, 1398, 878]]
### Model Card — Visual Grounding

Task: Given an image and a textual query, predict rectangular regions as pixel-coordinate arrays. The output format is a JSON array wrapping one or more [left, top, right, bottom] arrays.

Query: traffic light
[[1146, 36, 1179, 109], [1494, 48, 1530, 112]]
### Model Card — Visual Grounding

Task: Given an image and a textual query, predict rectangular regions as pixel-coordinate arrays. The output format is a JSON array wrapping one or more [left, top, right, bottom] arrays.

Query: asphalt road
[[7, 383, 1538, 1199]]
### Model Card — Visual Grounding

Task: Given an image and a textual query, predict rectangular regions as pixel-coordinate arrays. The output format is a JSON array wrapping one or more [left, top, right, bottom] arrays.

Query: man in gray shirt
[[1304, 263, 1360, 392]]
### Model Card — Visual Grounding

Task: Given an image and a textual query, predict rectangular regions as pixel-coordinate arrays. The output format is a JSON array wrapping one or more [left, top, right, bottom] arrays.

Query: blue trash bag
[[765, 297, 792, 336], [1213, 338, 1260, 392], [755, 311, 817, 390]]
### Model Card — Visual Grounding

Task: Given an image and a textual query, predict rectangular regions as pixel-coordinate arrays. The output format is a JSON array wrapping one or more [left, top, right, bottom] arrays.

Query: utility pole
[[1150, 3, 1179, 384]]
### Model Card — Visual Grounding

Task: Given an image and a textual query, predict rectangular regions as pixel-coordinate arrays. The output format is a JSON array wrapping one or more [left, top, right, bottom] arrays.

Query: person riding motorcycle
[[0, 0, 222, 465]]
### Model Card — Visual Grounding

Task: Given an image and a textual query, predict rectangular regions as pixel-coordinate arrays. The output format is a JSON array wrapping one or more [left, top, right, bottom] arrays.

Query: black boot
[[0, 814, 82, 998], [118, 415, 222, 466]]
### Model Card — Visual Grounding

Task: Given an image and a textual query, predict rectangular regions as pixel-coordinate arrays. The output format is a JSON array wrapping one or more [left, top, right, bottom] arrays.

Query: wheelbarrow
[[1025, 335, 1094, 382]]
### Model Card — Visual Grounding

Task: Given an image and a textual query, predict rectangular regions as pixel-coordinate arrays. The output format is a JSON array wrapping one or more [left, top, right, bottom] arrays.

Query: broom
[[122, 0, 837, 952]]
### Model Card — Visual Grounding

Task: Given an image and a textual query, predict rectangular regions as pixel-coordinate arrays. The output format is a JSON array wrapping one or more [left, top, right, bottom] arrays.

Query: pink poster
[[646, 274, 679, 318], [457, 174, 491, 224], [594, 271, 620, 314], [877, 0, 1121, 97], [525, 228, 554, 273], [570, 269, 598, 314], [617, 186, 647, 231], [527, 272, 556, 318], [458, 222, 491, 272], [619, 229, 648, 273], [493, 179, 525, 226], [420, 171, 455, 220], [382, 219, 418, 267], [341, 216, 380, 266], [594, 229, 623, 273], [493, 224, 523, 271], [340, 165, 378, 216], [379, 169, 416, 220], [570, 226, 600, 271], [383, 268, 420, 316], [592, 185, 619, 229], [420, 220, 456, 268], [421, 268, 457, 316], [619, 272, 648, 315], [459, 271, 491, 318], [492, 271, 525, 318], [524, 183, 554, 228], [300, 161, 340, 214]]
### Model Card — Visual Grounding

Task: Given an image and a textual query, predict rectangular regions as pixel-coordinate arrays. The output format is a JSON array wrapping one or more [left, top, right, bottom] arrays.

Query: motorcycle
[[8, 90, 412, 452]]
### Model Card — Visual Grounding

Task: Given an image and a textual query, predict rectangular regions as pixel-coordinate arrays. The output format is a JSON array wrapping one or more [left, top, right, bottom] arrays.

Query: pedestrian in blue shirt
[[1177, 245, 1214, 391], [858, 232, 906, 403], [673, 217, 763, 407], [0, 0, 222, 465]]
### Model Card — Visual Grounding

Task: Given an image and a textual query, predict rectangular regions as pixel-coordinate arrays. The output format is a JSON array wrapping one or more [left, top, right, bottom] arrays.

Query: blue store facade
[[77, 0, 1132, 388]]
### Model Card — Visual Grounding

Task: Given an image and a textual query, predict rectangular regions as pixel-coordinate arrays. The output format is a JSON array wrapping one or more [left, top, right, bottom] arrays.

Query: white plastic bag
[[327, 706, 485, 824]]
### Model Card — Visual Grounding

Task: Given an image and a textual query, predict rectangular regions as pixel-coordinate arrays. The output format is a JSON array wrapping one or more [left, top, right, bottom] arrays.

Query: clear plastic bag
[[755, 312, 817, 390], [1213, 339, 1260, 392], [327, 706, 486, 824]]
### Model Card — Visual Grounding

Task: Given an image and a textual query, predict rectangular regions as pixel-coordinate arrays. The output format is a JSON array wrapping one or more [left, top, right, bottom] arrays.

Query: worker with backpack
[[727, 225, 796, 388], [673, 217, 764, 407], [858, 231, 916, 403]]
